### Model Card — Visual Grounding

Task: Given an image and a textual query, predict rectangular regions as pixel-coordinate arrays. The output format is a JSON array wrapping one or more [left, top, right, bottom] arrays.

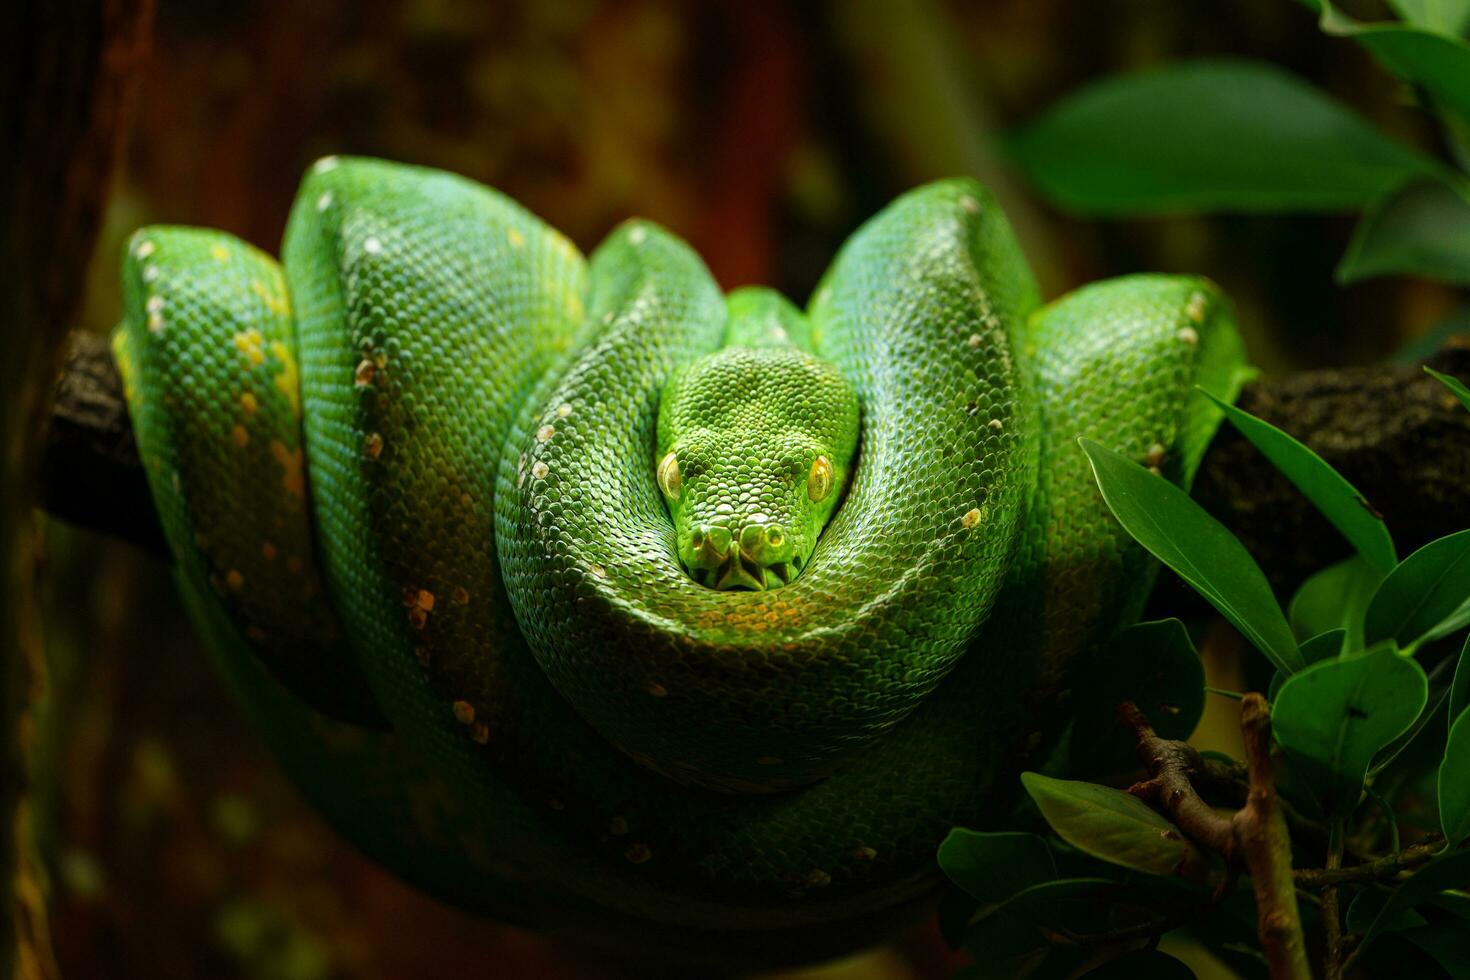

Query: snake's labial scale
[[113, 158, 1249, 956]]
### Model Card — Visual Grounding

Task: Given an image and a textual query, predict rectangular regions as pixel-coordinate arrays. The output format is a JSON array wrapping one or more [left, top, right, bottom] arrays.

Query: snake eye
[[657, 451, 682, 500], [807, 455, 834, 502]]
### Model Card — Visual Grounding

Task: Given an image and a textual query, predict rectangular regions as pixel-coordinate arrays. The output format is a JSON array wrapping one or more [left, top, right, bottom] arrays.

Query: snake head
[[656, 346, 859, 591]]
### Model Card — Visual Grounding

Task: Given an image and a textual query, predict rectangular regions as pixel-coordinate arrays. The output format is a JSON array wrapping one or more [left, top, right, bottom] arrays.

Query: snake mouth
[[693, 553, 804, 591]]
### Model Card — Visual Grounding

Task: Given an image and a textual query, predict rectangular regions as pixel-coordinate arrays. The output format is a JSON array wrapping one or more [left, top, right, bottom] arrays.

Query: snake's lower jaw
[[691, 553, 804, 591]]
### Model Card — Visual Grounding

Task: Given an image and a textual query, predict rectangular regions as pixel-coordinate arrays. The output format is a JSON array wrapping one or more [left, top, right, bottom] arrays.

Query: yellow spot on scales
[[249, 276, 291, 317], [234, 329, 266, 366], [231, 425, 249, 448], [269, 440, 306, 500], [240, 392, 258, 415], [210, 244, 230, 262], [269, 340, 300, 416], [226, 569, 244, 590], [506, 227, 525, 248]]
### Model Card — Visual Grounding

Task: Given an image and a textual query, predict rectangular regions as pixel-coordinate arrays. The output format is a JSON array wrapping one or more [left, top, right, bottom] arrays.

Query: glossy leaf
[[1338, 178, 1470, 285], [1303, 628, 1350, 664], [1070, 619, 1205, 774], [1369, 655, 1452, 775], [1400, 923, 1470, 979], [1426, 366, 1470, 413], [1081, 950, 1196, 980], [1392, 308, 1470, 363], [1271, 629, 1353, 700], [1357, 850, 1470, 959], [1314, 2, 1470, 122], [1452, 634, 1470, 722], [1347, 888, 1427, 933], [1440, 705, 1470, 846], [1207, 392, 1396, 573], [938, 829, 1057, 905], [1365, 529, 1470, 650], [1423, 596, 1470, 645], [1010, 59, 1437, 215], [1272, 645, 1428, 815], [1021, 773, 1210, 881], [1082, 439, 1302, 674], [963, 880, 1112, 980], [1289, 557, 1385, 652], [1388, 0, 1470, 35]]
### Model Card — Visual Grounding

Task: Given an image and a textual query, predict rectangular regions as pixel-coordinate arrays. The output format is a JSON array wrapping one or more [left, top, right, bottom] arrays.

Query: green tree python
[[111, 157, 1247, 963]]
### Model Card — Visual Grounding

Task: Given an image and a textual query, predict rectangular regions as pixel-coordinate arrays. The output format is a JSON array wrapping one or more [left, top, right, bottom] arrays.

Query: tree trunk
[[0, 3, 152, 977]]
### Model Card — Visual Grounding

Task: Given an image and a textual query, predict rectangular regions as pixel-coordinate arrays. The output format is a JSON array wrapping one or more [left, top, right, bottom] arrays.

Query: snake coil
[[114, 157, 1246, 961]]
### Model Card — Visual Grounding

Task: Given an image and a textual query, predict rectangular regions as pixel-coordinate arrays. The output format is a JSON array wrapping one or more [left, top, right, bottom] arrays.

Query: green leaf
[[1010, 59, 1438, 215], [1388, 0, 1470, 36], [1391, 307, 1470, 363], [1424, 596, 1470, 645], [1369, 654, 1453, 775], [1315, 3, 1470, 123], [1070, 619, 1205, 775], [962, 880, 1115, 979], [1347, 888, 1428, 933], [1452, 634, 1470, 722], [1081, 950, 1196, 980], [1289, 556, 1385, 652], [1303, 628, 1350, 664], [938, 829, 1057, 905], [1272, 644, 1429, 815], [1400, 923, 1470, 979], [1357, 849, 1470, 959], [1338, 178, 1470, 285], [1206, 392, 1396, 573], [1021, 773, 1210, 881], [1081, 438, 1303, 674], [1440, 705, 1470, 846], [1365, 529, 1470, 649], [1426, 366, 1470, 413]]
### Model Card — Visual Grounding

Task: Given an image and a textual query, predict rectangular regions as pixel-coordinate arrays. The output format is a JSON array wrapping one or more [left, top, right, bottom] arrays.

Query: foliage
[[1011, 3, 1470, 288], [938, 8, 1470, 975], [943, 382, 1470, 977]]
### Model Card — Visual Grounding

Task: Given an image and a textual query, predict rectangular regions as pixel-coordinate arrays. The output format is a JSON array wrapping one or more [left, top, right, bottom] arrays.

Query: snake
[[111, 156, 1247, 963]]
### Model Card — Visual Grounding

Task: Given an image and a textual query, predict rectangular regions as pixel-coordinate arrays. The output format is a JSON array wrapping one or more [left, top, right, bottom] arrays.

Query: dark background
[[29, 1, 1460, 977]]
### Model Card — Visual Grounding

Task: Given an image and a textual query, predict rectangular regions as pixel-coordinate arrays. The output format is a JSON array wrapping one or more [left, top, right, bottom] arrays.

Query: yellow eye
[[657, 451, 682, 499], [807, 455, 834, 502]]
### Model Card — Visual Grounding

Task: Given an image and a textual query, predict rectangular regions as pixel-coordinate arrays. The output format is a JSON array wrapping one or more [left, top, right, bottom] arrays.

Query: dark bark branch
[[36, 336, 1470, 573], [3, 0, 154, 976], [1291, 836, 1443, 888], [1232, 695, 1313, 980], [39, 330, 165, 555], [1123, 696, 1312, 980], [1192, 340, 1470, 596]]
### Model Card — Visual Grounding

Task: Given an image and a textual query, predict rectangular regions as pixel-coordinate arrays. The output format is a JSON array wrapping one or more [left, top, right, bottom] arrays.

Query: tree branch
[[38, 336, 1470, 576], [1122, 696, 1312, 980], [1292, 836, 1443, 888]]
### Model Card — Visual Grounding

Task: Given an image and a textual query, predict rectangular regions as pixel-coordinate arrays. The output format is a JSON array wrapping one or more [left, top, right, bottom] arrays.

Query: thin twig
[[1322, 823, 1344, 980], [1292, 837, 1443, 888], [1121, 696, 1312, 980]]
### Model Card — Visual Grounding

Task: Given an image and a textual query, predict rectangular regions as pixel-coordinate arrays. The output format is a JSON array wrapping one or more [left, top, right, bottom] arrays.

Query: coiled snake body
[[114, 158, 1245, 961]]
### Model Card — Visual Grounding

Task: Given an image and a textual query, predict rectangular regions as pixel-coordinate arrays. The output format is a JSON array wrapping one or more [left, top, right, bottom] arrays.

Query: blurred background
[[24, 0, 1465, 977]]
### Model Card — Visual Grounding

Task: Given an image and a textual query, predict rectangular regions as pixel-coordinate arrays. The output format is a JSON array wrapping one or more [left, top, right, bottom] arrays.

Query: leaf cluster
[[939, 371, 1470, 978]]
